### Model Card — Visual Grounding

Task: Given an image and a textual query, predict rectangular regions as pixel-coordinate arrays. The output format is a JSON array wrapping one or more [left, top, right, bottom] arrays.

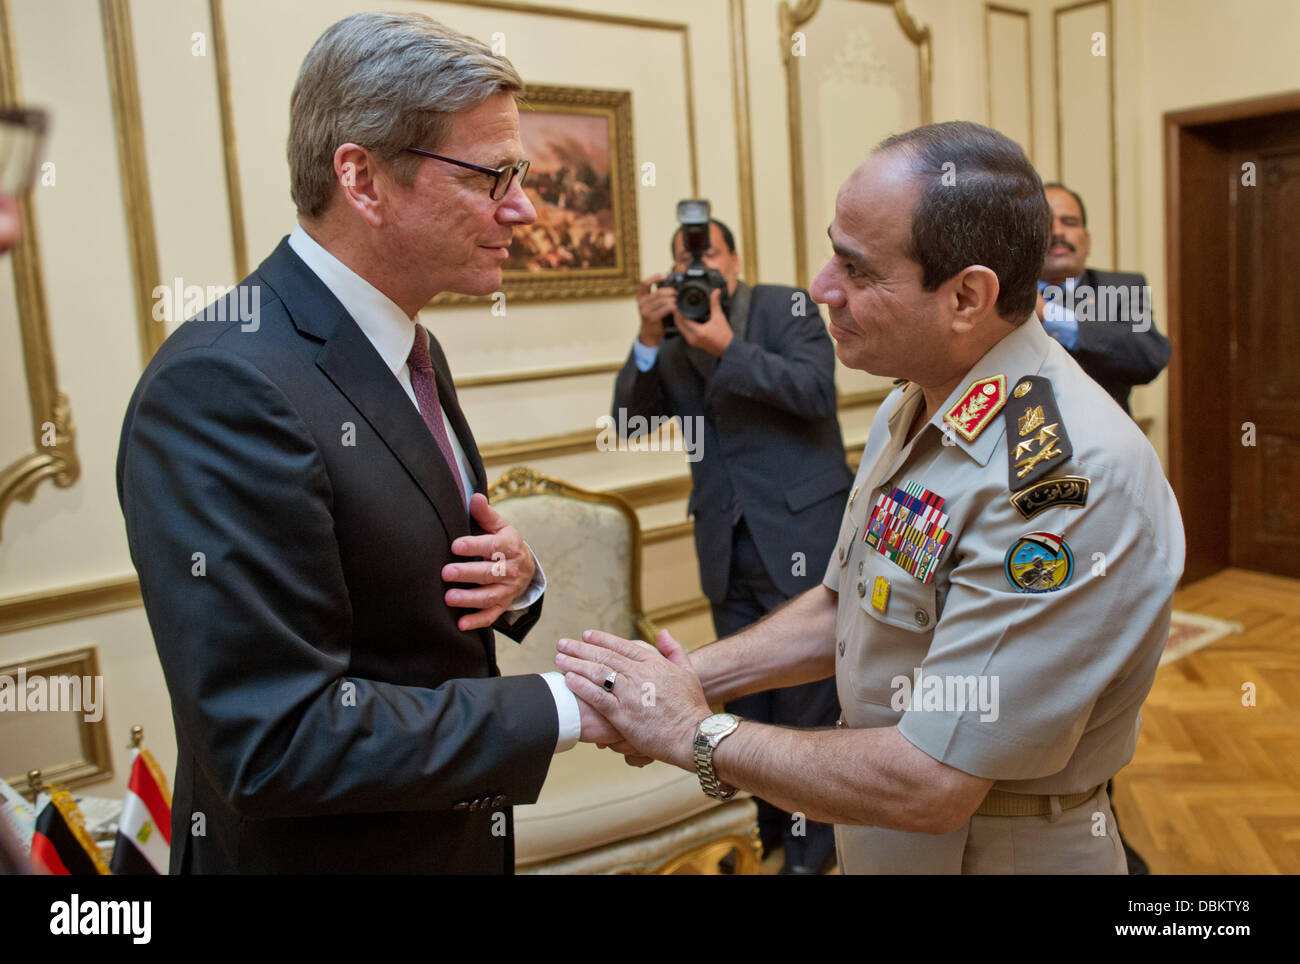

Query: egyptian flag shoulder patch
[[1005, 376, 1073, 491], [1004, 531, 1074, 593]]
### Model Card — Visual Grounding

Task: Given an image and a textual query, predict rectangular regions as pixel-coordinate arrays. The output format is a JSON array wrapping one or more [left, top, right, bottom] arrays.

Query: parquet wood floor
[[1114, 567, 1300, 874]]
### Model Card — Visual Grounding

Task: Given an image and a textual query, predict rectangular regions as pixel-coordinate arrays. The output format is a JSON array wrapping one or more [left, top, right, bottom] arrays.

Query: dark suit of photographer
[[612, 219, 850, 873]]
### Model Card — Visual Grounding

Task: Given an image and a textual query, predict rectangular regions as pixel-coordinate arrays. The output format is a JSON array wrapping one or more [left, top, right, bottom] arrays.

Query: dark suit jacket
[[613, 284, 852, 603], [1063, 268, 1170, 414], [117, 238, 557, 874]]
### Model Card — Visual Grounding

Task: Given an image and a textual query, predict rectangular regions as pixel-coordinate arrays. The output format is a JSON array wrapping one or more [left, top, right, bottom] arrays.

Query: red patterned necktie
[[407, 324, 468, 509]]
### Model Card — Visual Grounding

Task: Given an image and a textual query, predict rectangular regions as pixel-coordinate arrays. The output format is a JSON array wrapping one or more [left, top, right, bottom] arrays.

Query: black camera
[[660, 199, 729, 326]]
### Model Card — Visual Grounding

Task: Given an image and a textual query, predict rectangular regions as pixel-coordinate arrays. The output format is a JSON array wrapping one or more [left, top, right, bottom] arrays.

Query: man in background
[[1037, 183, 1170, 415], [611, 218, 850, 873]]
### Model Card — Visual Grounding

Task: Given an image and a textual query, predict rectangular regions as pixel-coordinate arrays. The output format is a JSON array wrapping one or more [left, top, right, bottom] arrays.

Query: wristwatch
[[694, 712, 742, 800]]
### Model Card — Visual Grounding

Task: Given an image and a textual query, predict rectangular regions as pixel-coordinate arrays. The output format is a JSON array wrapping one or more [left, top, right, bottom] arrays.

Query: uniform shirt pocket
[[841, 549, 937, 706]]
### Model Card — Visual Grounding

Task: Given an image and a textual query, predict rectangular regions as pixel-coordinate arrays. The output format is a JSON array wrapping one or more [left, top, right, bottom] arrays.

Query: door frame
[[1164, 90, 1300, 583]]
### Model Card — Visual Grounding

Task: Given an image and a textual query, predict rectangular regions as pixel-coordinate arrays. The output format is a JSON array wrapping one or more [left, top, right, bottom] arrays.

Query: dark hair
[[670, 218, 736, 259], [875, 121, 1050, 322], [1042, 182, 1087, 227]]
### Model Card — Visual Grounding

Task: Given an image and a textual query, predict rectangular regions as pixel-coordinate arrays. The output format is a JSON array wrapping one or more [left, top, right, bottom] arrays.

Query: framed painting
[[433, 84, 640, 305]]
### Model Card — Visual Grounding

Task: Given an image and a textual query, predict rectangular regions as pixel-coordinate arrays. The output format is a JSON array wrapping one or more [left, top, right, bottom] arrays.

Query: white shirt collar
[[287, 225, 417, 375]]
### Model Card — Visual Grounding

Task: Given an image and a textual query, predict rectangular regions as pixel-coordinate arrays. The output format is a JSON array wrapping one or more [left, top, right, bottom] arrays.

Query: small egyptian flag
[[30, 789, 110, 875], [110, 747, 171, 875]]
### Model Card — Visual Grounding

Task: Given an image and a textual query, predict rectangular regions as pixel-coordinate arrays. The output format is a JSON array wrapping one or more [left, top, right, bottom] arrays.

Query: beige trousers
[[836, 784, 1128, 874]]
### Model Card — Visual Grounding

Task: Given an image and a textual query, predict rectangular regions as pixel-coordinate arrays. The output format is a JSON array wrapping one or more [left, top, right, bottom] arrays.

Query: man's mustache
[[1049, 236, 1075, 253]]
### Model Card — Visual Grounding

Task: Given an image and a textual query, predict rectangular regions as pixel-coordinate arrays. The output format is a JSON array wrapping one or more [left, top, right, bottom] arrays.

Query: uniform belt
[[974, 784, 1103, 817]]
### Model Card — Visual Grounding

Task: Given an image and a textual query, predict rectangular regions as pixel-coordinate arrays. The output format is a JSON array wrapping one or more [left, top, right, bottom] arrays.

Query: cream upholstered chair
[[489, 466, 761, 874]]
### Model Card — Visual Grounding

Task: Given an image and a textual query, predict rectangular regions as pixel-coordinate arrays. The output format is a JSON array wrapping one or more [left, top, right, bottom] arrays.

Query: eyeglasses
[[404, 148, 529, 200]]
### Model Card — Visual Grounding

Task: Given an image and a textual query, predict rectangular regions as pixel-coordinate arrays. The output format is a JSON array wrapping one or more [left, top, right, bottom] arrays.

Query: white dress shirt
[[287, 225, 580, 753]]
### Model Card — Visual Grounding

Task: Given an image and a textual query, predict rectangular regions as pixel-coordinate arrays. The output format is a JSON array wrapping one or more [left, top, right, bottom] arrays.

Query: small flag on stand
[[29, 773, 110, 875], [110, 726, 171, 875]]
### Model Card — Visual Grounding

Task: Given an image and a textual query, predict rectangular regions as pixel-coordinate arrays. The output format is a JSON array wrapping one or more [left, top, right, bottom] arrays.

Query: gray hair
[[288, 12, 523, 219]]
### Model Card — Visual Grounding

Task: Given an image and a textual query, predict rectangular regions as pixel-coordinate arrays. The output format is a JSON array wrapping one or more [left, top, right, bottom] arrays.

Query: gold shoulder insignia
[[1004, 376, 1073, 491], [943, 374, 1006, 442]]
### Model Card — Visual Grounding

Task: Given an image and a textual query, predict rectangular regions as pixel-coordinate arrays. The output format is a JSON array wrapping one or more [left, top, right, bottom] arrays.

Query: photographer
[[611, 207, 851, 874]]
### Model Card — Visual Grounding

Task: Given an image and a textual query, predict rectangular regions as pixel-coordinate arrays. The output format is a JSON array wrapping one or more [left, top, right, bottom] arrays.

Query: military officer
[[556, 121, 1185, 874]]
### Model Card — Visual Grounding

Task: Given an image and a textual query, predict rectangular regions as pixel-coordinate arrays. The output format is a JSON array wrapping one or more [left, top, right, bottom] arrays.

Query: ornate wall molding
[[780, 0, 933, 287], [0, 0, 81, 538], [209, 0, 248, 280], [0, 646, 113, 793], [984, 3, 1034, 155], [101, 0, 164, 364], [728, 0, 759, 282], [1052, 0, 1118, 263], [0, 577, 141, 636]]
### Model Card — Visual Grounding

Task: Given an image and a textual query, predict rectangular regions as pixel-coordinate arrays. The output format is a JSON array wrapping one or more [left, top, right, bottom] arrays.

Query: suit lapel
[[256, 238, 470, 544], [702, 282, 752, 406]]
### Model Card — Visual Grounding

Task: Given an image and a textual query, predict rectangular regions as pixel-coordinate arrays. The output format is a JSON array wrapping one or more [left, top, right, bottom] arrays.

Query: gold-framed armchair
[[488, 466, 761, 874]]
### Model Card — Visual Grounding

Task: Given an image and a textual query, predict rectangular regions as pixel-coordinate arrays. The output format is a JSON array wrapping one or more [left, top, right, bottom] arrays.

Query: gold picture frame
[[432, 84, 640, 306]]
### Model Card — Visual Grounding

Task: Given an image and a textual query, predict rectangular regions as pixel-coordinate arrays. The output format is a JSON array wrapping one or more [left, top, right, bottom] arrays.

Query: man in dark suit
[[116, 12, 601, 873], [1037, 183, 1171, 414], [611, 219, 851, 873]]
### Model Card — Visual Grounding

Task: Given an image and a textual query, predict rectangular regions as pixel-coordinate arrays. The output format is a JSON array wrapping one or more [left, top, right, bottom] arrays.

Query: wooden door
[[1228, 119, 1300, 577]]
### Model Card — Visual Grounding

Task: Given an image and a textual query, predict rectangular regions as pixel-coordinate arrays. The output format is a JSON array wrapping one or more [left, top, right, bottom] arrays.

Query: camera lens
[[679, 284, 709, 320]]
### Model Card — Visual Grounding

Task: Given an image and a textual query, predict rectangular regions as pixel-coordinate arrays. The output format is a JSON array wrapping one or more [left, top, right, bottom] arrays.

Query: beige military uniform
[[824, 318, 1184, 874]]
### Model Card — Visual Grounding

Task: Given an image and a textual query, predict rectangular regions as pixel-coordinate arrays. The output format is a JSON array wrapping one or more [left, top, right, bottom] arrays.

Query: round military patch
[[1004, 531, 1073, 593]]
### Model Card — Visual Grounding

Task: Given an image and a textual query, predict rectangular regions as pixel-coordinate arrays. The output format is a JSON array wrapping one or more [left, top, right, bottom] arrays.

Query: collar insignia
[[943, 374, 1007, 442]]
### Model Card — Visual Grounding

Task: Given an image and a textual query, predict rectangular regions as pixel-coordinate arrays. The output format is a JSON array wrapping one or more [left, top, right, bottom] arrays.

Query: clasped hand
[[556, 629, 710, 771], [442, 493, 536, 632]]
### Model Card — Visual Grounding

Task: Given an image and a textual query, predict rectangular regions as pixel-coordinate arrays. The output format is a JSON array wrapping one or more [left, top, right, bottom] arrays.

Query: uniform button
[[857, 581, 866, 598], [857, 560, 864, 575], [492, 795, 506, 807], [914, 609, 930, 627], [835, 717, 846, 729], [837, 639, 845, 657], [453, 801, 469, 812], [838, 545, 846, 562]]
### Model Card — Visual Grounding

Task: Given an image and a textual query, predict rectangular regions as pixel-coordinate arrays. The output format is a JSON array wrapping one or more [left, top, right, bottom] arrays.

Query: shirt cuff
[[541, 671, 581, 753], [632, 338, 660, 372], [503, 542, 546, 625]]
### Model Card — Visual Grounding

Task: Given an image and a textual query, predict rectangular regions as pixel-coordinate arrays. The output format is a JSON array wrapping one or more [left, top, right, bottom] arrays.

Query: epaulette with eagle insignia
[[1004, 376, 1090, 520]]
